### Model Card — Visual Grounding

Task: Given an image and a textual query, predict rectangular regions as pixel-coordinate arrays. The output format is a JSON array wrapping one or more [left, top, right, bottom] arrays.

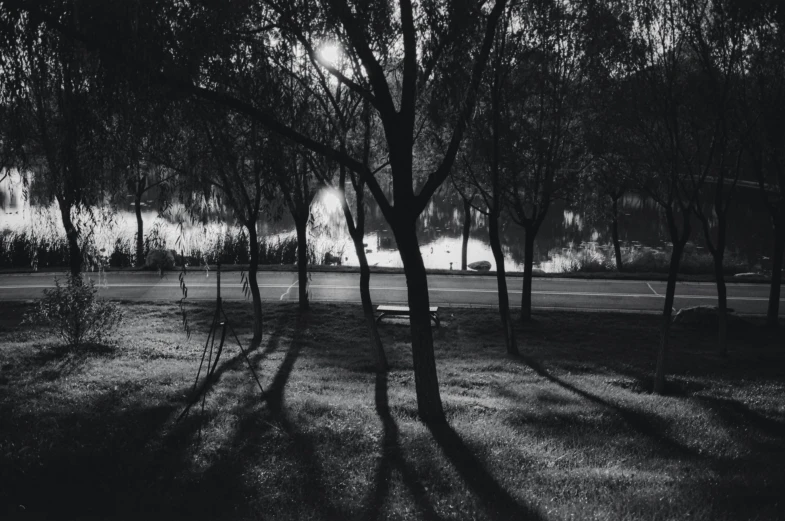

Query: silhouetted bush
[[0, 231, 69, 269], [25, 275, 123, 349], [109, 238, 133, 268]]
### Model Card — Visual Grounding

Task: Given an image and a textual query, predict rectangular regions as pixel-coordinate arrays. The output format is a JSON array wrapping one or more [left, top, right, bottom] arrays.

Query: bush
[[25, 275, 123, 349], [0, 231, 69, 269], [109, 238, 133, 268], [626, 248, 671, 273], [552, 246, 614, 273]]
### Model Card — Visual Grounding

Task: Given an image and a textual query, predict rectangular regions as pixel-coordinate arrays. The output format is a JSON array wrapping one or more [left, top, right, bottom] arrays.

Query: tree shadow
[[697, 395, 785, 445], [1, 311, 325, 520], [0, 389, 244, 520], [27, 342, 117, 381], [177, 319, 282, 421], [235, 313, 352, 520], [361, 372, 446, 521], [426, 419, 544, 521], [515, 354, 706, 460]]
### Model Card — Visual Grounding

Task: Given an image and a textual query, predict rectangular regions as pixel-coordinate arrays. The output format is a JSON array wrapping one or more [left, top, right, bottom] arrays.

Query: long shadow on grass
[[426, 419, 544, 521], [1, 307, 283, 520], [697, 395, 785, 449], [361, 372, 446, 521], [0, 392, 243, 519], [249, 313, 351, 520], [515, 354, 706, 461], [177, 318, 280, 421], [27, 342, 116, 381]]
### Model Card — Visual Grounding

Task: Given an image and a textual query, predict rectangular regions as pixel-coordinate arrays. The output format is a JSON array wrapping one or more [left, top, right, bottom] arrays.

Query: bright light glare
[[319, 188, 343, 213], [318, 43, 341, 67]]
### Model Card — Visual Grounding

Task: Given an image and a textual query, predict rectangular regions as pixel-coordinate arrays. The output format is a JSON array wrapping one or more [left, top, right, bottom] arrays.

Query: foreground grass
[[0, 301, 783, 520]]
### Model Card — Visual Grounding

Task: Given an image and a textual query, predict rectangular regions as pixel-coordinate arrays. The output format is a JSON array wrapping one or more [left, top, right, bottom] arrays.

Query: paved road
[[0, 270, 781, 315]]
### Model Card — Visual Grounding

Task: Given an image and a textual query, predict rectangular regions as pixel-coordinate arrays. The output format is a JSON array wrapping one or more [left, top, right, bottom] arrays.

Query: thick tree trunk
[[135, 192, 144, 268], [247, 224, 264, 345], [521, 228, 537, 322], [489, 214, 518, 355], [393, 219, 445, 424], [294, 216, 309, 312], [767, 224, 784, 328], [462, 198, 471, 271], [611, 196, 623, 271], [57, 196, 82, 277], [653, 241, 685, 395], [713, 252, 728, 357], [355, 239, 388, 372]]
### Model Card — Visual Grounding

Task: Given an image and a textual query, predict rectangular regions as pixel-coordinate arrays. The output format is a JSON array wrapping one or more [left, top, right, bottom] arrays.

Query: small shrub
[[143, 221, 167, 259], [627, 248, 671, 273], [25, 275, 123, 349], [553, 247, 614, 273], [109, 238, 133, 268]]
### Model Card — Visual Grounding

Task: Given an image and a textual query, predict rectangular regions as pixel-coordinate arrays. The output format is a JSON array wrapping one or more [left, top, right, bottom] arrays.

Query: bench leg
[[376, 313, 386, 325]]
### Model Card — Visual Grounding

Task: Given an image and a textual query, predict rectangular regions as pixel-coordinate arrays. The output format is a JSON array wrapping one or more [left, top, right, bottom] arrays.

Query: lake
[[0, 171, 774, 273]]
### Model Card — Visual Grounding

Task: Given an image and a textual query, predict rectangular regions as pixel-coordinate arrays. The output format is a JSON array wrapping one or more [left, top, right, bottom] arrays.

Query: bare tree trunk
[[767, 224, 784, 328], [247, 223, 264, 345], [713, 251, 728, 356], [355, 239, 388, 372], [654, 240, 685, 395], [294, 215, 309, 312], [611, 195, 623, 271], [521, 228, 536, 322], [57, 196, 82, 277], [135, 191, 145, 268], [489, 214, 517, 355], [394, 220, 445, 424], [462, 197, 471, 271]]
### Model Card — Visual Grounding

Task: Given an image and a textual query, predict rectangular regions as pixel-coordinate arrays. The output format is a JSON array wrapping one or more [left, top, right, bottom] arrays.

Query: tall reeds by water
[[0, 227, 323, 270], [548, 242, 752, 275]]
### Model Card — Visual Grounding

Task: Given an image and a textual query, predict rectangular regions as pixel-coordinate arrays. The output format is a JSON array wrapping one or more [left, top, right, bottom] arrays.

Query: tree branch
[[413, 0, 509, 216]]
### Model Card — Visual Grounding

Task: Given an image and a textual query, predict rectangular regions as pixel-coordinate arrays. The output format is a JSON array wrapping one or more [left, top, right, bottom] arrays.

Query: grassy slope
[[0, 301, 783, 520]]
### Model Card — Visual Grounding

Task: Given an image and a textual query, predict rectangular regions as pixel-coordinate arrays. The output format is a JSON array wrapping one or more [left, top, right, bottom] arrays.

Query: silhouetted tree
[[452, 10, 519, 355], [502, 0, 591, 321], [0, 7, 110, 276], [621, 0, 726, 392], [742, 0, 785, 328], [188, 107, 280, 344], [682, 0, 750, 355]]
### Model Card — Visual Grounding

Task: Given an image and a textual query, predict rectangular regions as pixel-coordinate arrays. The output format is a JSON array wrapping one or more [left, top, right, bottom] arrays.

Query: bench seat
[[376, 305, 440, 327]]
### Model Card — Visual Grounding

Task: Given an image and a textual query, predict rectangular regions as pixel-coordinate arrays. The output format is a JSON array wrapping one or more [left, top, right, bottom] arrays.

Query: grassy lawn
[[0, 300, 783, 520]]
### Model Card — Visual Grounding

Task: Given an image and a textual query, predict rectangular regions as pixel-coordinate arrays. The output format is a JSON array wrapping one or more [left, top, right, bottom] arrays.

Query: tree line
[[0, 0, 783, 423]]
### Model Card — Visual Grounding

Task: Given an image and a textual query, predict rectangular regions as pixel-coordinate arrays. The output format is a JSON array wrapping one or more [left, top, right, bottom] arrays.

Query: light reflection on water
[[0, 170, 772, 273]]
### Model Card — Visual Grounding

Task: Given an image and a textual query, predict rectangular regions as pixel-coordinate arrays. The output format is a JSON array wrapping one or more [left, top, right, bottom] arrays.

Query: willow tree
[[742, 0, 785, 328], [241, 0, 509, 422], [620, 0, 736, 392], [0, 103, 26, 185], [0, 7, 109, 276], [107, 103, 179, 268], [682, 0, 750, 356], [501, 0, 592, 322], [299, 0, 508, 421], [450, 11, 519, 355], [188, 107, 279, 345], [306, 75, 390, 371]]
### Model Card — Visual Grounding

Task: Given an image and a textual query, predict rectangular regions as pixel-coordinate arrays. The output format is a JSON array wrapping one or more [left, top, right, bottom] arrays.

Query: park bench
[[375, 305, 441, 327]]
